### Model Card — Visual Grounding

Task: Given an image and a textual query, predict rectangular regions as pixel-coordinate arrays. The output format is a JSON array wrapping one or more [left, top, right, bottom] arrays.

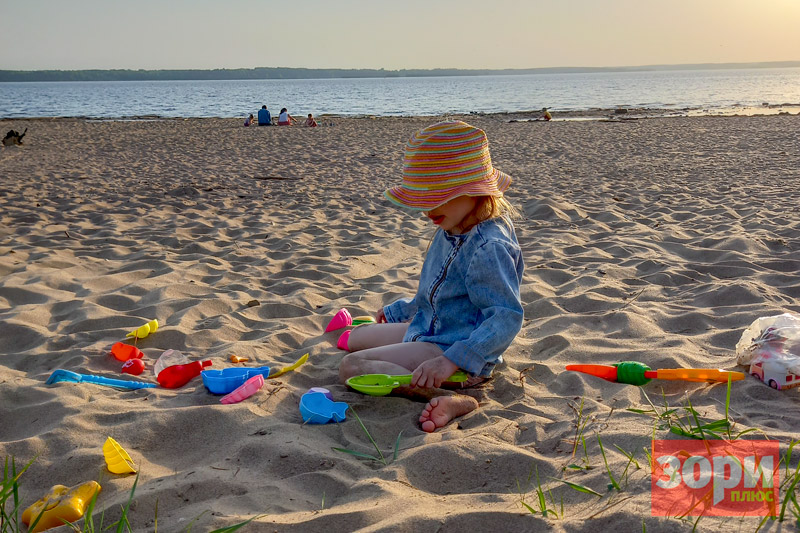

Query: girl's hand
[[376, 308, 387, 323], [411, 356, 458, 389]]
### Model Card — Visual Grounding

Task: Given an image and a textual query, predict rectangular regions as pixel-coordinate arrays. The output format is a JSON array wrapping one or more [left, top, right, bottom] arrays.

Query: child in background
[[339, 121, 525, 432], [244, 114, 255, 127], [305, 113, 318, 127], [278, 108, 297, 126]]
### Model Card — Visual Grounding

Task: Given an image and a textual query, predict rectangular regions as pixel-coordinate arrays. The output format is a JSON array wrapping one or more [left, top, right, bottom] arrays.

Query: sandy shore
[[2, 114, 800, 531]]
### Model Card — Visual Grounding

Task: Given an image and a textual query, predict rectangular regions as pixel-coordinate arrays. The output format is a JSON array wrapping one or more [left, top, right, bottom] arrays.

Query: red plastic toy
[[110, 342, 144, 362], [121, 359, 145, 376], [157, 360, 212, 389]]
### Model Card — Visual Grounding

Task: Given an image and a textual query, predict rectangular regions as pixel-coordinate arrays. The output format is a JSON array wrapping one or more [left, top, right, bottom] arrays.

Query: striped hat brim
[[384, 168, 511, 211]]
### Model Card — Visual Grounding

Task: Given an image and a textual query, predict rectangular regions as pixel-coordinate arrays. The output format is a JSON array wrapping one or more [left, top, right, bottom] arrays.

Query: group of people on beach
[[245, 105, 317, 127]]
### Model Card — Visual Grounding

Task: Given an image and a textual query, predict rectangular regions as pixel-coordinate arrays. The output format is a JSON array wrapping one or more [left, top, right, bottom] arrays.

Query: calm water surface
[[1, 68, 799, 119]]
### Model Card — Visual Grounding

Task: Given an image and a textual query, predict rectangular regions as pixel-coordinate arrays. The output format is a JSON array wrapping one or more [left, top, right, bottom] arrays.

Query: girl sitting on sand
[[339, 120, 524, 432]]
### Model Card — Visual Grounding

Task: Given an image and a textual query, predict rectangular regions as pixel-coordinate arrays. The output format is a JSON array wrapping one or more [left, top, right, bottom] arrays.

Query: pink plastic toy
[[337, 330, 351, 350], [325, 308, 352, 332], [121, 359, 145, 376], [220, 375, 265, 404], [111, 342, 144, 362]]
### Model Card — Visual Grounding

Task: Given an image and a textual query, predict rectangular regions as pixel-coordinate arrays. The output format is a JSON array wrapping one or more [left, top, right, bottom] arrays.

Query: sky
[[2, 0, 799, 71]]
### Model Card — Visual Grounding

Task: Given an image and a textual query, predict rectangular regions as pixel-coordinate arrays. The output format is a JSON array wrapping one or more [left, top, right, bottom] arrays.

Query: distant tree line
[[1, 62, 798, 82]]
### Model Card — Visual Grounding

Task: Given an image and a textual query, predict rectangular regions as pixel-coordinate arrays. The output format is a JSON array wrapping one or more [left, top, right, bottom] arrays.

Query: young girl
[[338, 120, 524, 432]]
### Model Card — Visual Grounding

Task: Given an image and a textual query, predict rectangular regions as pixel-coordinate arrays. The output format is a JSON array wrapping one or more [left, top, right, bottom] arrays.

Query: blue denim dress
[[383, 216, 525, 377]]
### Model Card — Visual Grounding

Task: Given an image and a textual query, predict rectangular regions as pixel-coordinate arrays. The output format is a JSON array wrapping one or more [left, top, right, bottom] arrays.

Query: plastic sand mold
[[46, 369, 157, 390], [22, 480, 101, 533], [110, 342, 144, 362], [126, 318, 158, 340], [201, 366, 271, 394], [325, 308, 352, 332], [299, 391, 349, 424], [229, 355, 249, 363], [566, 362, 745, 385], [346, 370, 469, 396], [325, 308, 375, 332], [103, 437, 136, 474], [268, 353, 309, 379], [221, 374, 265, 404]]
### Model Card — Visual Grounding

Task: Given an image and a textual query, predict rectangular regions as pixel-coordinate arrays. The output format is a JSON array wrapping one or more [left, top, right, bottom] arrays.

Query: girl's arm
[[444, 241, 524, 376]]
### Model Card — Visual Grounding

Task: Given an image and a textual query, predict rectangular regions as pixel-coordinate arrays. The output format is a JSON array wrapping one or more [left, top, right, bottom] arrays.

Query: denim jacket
[[383, 216, 524, 377]]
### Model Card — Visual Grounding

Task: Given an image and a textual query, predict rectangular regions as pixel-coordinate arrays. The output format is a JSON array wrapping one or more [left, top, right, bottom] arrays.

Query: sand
[[1, 114, 800, 532]]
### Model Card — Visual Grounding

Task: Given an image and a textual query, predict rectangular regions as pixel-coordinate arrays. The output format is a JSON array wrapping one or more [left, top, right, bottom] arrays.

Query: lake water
[[1, 67, 800, 119]]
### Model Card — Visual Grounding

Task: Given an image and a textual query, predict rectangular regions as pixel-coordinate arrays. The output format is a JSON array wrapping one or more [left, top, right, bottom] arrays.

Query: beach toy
[[121, 358, 145, 376], [308, 387, 333, 400], [102, 437, 136, 474], [125, 318, 158, 340], [110, 342, 144, 362], [565, 362, 745, 386], [46, 369, 157, 390], [157, 360, 212, 389], [202, 366, 271, 394], [299, 391, 349, 424], [337, 330, 351, 350], [325, 308, 352, 332], [267, 353, 309, 379], [230, 355, 249, 363], [324, 309, 376, 332], [220, 374, 265, 404], [346, 370, 469, 396], [153, 349, 189, 376], [22, 480, 101, 533]]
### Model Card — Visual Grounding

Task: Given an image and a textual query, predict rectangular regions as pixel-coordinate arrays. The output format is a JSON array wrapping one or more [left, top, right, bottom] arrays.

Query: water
[[1, 67, 799, 119]]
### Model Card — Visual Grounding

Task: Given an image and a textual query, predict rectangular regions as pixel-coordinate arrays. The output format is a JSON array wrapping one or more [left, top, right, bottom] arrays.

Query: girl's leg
[[346, 322, 408, 351], [338, 340, 444, 383]]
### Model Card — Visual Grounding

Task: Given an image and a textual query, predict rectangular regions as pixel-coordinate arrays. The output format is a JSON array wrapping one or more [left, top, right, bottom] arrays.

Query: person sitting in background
[[540, 108, 552, 121], [305, 114, 318, 127], [278, 108, 297, 126], [257, 105, 272, 126], [244, 114, 255, 127]]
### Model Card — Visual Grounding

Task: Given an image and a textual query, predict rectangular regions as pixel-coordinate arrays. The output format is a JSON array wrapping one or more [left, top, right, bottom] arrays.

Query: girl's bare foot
[[419, 395, 479, 432]]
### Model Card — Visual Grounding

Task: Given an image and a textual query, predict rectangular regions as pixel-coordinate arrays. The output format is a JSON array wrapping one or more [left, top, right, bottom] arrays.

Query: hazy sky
[[2, 0, 799, 71]]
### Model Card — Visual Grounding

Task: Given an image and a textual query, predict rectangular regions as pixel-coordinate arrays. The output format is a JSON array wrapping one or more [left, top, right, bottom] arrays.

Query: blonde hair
[[472, 195, 521, 224]]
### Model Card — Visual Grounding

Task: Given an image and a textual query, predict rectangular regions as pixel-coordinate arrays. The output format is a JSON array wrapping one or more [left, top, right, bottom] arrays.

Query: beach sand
[[1, 114, 799, 532]]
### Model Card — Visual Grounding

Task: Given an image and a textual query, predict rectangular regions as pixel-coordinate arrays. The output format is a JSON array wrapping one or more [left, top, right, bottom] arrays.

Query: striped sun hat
[[384, 121, 512, 211]]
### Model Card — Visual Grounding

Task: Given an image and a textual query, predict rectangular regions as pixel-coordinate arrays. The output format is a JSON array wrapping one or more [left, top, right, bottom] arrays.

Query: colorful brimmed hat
[[384, 121, 512, 211]]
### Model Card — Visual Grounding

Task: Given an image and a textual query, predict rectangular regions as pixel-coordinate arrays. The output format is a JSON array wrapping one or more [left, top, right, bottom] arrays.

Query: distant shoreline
[[3, 105, 799, 122], [2, 61, 799, 83]]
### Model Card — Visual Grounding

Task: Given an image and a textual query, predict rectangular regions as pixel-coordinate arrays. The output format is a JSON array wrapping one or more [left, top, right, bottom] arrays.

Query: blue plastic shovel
[[46, 369, 157, 390]]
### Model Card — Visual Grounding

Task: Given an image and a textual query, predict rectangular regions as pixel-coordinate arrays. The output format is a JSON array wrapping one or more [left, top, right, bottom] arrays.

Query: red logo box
[[652, 440, 778, 517]]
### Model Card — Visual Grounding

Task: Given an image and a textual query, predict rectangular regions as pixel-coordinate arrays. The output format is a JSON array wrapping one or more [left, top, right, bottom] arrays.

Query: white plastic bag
[[153, 349, 189, 377], [735, 312, 800, 390]]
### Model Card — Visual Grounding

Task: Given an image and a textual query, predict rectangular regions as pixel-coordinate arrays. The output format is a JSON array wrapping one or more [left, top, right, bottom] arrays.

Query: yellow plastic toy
[[125, 319, 158, 340], [102, 437, 137, 474], [22, 481, 101, 533]]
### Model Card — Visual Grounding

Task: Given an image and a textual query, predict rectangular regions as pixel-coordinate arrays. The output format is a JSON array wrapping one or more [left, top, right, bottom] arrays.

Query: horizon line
[[3, 59, 800, 73]]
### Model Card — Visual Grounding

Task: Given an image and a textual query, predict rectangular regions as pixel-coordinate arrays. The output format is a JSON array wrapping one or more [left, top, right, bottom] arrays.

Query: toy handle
[[651, 369, 745, 383], [84, 375, 157, 389], [395, 370, 469, 385]]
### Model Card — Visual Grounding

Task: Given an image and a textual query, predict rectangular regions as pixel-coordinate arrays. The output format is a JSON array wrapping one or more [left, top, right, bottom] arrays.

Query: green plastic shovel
[[346, 370, 469, 396]]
